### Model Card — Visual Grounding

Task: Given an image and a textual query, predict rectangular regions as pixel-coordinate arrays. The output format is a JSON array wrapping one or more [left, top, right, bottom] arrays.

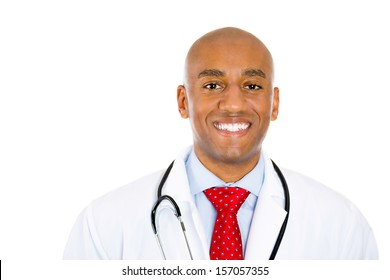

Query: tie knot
[[204, 187, 250, 214]]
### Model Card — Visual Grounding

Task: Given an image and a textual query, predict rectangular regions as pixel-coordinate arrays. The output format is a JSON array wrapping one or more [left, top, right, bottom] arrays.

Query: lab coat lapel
[[245, 154, 287, 260], [159, 147, 210, 260]]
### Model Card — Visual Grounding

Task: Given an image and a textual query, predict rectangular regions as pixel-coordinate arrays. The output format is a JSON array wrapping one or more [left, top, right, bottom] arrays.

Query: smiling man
[[64, 27, 378, 260], [177, 28, 278, 183]]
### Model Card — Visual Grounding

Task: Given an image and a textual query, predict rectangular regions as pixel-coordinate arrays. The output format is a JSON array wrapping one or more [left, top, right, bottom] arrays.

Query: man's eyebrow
[[198, 69, 225, 78], [242, 68, 267, 78]]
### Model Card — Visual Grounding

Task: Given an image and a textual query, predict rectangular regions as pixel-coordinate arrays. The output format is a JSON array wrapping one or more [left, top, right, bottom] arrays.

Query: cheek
[[188, 99, 207, 128], [249, 98, 273, 120], [189, 96, 215, 120]]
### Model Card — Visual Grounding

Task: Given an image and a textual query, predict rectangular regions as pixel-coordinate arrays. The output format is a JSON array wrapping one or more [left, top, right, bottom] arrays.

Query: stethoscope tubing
[[269, 160, 290, 260]]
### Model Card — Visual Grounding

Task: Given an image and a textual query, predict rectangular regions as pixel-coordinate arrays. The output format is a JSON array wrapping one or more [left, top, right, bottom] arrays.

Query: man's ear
[[271, 87, 280, 121], [177, 85, 189, 119]]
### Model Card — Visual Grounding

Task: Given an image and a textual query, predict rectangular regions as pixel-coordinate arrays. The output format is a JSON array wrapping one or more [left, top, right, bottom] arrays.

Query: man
[[63, 27, 378, 260]]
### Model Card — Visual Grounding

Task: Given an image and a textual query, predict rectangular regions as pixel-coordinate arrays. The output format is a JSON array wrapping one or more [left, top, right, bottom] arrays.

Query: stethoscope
[[151, 160, 290, 260]]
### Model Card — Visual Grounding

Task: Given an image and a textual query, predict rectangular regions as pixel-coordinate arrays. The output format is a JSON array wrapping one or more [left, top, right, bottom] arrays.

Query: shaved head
[[184, 27, 274, 86]]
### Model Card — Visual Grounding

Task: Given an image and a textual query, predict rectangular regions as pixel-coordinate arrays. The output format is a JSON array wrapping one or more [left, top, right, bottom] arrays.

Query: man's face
[[178, 36, 279, 168]]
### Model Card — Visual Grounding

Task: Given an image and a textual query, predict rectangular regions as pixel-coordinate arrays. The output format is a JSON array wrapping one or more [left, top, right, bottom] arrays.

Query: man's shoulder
[[282, 168, 348, 200], [280, 167, 363, 217], [82, 147, 192, 221], [88, 169, 165, 214]]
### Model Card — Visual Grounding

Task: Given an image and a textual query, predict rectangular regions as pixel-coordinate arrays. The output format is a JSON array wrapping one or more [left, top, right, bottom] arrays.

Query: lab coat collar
[[160, 147, 287, 260], [245, 152, 288, 260]]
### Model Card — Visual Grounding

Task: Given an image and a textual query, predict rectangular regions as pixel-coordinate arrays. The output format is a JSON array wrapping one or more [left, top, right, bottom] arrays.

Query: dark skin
[[177, 27, 279, 182]]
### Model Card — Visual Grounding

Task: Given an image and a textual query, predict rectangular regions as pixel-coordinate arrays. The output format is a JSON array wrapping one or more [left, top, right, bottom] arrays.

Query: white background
[[1, 0, 389, 273]]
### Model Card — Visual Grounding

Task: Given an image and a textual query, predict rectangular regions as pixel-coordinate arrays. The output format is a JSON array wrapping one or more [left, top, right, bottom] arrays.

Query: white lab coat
[[63, 147, 378, 259]]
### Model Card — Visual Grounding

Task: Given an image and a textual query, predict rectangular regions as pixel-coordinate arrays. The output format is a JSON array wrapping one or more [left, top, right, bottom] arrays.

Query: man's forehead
[[187, 42, 272, 69], [197, 68, 267, 79]]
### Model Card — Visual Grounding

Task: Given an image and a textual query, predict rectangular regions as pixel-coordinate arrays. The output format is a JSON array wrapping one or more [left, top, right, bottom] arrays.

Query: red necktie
[[204, 186, 250, 260]]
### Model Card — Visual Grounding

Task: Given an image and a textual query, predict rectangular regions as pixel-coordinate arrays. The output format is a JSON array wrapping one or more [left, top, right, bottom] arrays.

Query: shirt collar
[[186, 148, 265, 197]]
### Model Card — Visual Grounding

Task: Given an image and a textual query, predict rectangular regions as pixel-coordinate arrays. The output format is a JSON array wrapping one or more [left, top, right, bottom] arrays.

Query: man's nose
[[218, 85, 246, 112]]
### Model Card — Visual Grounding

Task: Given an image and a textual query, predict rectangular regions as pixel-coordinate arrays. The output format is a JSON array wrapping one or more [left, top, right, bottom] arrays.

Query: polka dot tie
[[204, 186, 250, 260]]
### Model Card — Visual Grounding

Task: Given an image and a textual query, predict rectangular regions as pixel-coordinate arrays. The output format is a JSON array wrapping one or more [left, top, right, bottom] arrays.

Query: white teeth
[[214, 123, 250, 132]]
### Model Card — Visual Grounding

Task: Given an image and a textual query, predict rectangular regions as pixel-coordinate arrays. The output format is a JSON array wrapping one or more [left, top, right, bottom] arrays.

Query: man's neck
[[194, 149, 260, 183]]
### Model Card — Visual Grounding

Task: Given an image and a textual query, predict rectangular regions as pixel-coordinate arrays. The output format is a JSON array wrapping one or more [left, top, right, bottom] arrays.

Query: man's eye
[[204, 83, 221, 90], [245, 84, 262, 90]]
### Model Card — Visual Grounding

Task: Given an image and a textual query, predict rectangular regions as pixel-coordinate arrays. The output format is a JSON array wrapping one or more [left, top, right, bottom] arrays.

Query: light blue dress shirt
[[185, 148, 265, 254]]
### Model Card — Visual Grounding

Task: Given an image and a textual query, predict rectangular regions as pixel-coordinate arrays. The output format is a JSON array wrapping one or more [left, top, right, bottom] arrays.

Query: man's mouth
[[213, 122, 251, 132]]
